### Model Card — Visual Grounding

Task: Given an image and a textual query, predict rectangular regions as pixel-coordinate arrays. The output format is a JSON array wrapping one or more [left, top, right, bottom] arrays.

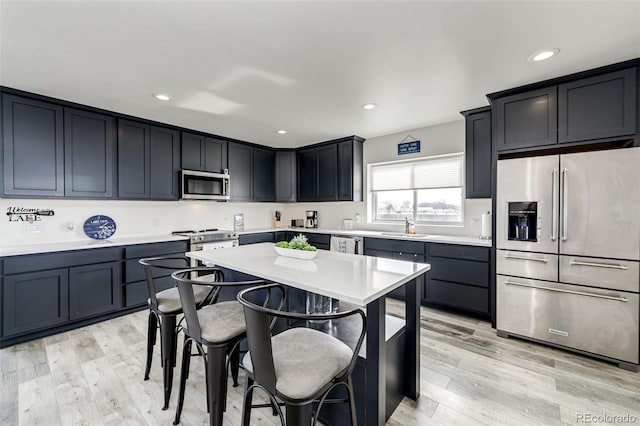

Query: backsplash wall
[[0, 199, 286, 245]]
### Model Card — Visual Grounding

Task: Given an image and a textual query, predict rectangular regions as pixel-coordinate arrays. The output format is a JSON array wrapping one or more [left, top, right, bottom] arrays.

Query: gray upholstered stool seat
[[197, 301, 246, 344], [243, 327, 353, 400], [154, 284, 212, 314]]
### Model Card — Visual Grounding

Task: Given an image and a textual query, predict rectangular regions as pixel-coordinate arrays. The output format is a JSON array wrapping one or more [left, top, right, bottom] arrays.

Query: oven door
[[190, 240, 239, 267]]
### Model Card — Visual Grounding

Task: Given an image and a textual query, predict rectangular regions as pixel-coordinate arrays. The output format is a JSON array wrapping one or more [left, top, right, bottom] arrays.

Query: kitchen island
[[187, 242, 430, 426]]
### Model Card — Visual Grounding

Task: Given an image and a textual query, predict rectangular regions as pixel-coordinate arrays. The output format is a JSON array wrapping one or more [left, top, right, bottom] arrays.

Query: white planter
[[274, 246, 318, 260]]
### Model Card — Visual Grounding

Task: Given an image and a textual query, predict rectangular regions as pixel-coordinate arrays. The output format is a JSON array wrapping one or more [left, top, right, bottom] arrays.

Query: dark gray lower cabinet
[[364, 238, 426, 300], [123, 240, 188, 308], [2, 269, 69, 337], [69, 262, 121, 320], [424, 243, 490, 316], [239, 233, 275, 245], [0, 240, 188, 347]]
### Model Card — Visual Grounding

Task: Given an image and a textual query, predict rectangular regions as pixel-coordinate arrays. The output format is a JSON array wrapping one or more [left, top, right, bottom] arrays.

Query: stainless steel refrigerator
[[496, 147, 640, 370]]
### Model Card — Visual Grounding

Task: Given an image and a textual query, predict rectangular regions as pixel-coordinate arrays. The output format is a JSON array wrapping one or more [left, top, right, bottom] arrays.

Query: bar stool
[[237, 283, 366, 426], [171, 267, 267, 426], [139, 256, 221, 410]]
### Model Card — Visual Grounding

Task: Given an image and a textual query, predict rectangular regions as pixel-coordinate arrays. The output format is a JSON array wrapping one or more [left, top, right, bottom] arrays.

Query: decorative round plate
[[83, 215, 117, 240]]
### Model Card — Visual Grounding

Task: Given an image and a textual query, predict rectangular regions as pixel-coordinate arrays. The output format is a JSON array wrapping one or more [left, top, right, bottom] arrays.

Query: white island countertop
[[187, 242, 430, 307]]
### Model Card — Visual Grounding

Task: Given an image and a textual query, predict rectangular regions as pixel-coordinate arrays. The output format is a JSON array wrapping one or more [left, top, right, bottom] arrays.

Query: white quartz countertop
[[239, 227, 492, 247], [0, 234, 189, 257], [187, 242, 430, 306]]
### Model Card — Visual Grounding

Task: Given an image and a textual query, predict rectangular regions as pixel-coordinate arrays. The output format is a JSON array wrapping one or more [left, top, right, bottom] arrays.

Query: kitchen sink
[[380, 232, 431, 238]]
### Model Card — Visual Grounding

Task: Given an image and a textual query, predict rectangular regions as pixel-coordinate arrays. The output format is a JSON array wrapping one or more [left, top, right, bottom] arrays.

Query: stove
[[172, 229, 239, 245], [173, 229, 239, 268]]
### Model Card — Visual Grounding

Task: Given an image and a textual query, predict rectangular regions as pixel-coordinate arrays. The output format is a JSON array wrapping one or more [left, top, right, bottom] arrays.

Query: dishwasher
[[324, 235, 364, 312]]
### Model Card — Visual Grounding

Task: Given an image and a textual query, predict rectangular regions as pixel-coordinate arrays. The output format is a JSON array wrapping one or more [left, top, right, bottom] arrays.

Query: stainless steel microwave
[[180, 169, 230, 200]]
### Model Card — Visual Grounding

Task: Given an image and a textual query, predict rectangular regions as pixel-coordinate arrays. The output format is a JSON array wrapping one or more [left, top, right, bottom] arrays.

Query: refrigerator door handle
[[551, 168, 558, 241], [569, 260, 629, 270], [561, 168, 568, 241], [504, 279, 629, 302], [504, 253, 549, 263]]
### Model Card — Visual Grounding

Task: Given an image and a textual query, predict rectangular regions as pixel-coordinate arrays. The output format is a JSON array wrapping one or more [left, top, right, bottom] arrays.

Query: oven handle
[[504, 279, 629, 302]]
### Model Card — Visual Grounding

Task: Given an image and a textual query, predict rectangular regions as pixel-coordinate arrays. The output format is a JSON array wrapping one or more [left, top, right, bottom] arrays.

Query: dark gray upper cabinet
[[275, 150, 297, 202], [65, 108, 115, 198], [494, 66, 638, 152], [181, 132, 228, 173], [462, 107, 492, 198], [338, 139, 363, 201], [204, 137, 228, 173], [316, 144, 338, 201], [296, 136, 364, 202], [118, 120, 150, 198], [558, 68, 636, 143], [149, 126, 180, 199], [119, 120, 179, 200], [495, 87, 558, 151], [296, 148, 317, 201], [2, 94, 64, 197], [253, 147, 275, 202], [181, 132, 205, 170], [228, 142, 253, 201]]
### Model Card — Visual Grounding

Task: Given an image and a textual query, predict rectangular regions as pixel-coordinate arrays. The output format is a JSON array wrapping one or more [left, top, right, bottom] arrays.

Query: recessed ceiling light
[[154, 93, 172, 101], [528, 48, 560, 62], [277, 130, 287, 134], [362, 103, 377, 110]]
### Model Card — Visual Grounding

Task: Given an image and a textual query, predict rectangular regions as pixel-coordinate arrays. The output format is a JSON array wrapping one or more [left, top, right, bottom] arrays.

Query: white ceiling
[[1, 1, 639, 148]]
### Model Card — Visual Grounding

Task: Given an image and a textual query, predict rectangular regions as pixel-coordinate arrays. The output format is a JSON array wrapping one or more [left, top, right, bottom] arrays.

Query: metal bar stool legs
[[143, 311, 158, 380], [160, 314, 178, 410]]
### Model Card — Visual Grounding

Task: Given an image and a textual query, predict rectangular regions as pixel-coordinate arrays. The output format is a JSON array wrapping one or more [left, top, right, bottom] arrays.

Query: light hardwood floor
[[1, 300, 639, 425]]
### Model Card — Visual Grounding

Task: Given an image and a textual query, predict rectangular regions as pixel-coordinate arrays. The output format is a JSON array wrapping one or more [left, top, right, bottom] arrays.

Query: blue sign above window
[[398, 140, 421, 155]]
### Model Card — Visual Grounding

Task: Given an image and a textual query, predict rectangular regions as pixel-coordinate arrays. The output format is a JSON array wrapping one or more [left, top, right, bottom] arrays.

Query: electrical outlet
[[471, 218, 480, 229], [355, 213, 360, 223], [23, 224, 43, 233]]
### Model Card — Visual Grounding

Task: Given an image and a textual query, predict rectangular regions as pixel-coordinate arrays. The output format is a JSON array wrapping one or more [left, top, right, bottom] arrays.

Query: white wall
[[0, 198, 285, 245], [1, 119, 492, 246]]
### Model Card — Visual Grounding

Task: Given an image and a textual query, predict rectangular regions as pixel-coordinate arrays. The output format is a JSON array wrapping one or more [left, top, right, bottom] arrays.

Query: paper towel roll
[[481, 212, 492, 239]]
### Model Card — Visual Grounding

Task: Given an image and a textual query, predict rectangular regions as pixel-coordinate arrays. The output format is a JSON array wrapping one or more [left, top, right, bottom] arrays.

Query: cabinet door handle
[[569, 260, 628, 270], [504, 279, 628, 302], [504, 253, 548, 263]]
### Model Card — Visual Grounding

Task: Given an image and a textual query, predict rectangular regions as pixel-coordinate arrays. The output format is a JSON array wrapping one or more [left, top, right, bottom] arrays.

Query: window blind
[[370, 153, 463, 191]]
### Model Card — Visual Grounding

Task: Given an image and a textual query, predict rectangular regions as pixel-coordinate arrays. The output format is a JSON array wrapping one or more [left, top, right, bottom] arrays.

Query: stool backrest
[[238, 284, 366, 395], [236, 283, 286, 394], [171, 267, 265, 343], [139, 256, 191, 308]]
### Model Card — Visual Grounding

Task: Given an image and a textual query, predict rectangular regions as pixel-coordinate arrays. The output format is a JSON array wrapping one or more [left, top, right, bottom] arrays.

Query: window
[[369, 153, 464, 224]]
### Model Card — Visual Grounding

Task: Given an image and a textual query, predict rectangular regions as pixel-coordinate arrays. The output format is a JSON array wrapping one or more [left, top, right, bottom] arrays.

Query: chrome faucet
[[405, 217, 410, 234]]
